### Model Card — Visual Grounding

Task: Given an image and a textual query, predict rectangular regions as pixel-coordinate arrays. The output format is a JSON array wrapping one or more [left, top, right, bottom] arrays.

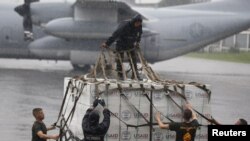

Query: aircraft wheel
[[72, 64, 91, 71]]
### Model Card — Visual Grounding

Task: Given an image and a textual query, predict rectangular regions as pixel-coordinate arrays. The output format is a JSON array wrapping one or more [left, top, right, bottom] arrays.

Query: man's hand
[[134, 42, 140, 48], [50, 134, 60, 140], [47, 123, 56, 131], [93, 97, 106, 107], [37, 131, 60, 140], [184, 103, 192, 110], [99, 99, 106, 107], [101, 42, 108, 48], [48, 125, 56, 130]]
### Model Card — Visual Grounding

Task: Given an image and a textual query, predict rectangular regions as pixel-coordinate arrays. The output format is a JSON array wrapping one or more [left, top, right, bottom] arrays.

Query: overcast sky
[[6, 0, 164, 4], [5, 0, 218, 4]]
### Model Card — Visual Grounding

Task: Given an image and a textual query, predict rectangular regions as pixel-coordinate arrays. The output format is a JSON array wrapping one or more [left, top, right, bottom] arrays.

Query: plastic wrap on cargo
[[59, 78, 211, 141]]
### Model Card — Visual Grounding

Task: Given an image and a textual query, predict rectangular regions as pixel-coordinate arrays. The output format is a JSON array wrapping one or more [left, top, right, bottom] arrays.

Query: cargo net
[[54, 47, 215, 141], [84, 47, 160, 82]]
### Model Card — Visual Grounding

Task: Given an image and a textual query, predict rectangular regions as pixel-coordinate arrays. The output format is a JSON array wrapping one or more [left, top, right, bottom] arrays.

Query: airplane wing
[[44, 0, 150, 39], [73, 0, 138, 22]]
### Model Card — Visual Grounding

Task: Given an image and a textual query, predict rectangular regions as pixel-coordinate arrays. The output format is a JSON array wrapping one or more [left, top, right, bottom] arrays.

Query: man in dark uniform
[[32, 108, 59, 141], [155, 103, 199, 141], [82, 98, 110, 141], [102, 14, 143, 80]]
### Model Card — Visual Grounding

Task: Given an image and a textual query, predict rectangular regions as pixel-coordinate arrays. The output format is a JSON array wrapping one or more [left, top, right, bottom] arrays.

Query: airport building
[[158, 0, 210, 6], [128, 0, 211, 6], [204, 30, 250, 52], [191, 0, 210, 3]]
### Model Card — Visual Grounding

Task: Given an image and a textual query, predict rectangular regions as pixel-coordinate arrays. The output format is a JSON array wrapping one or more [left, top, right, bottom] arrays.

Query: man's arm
[[136, 26, 143, 44], [104, 23, 126, 47], [98, 108, 111, 133], [155, 112, 169, 129], [47, 125, 56, 131], [37, 131, 59, 140], [82, 108, 93, 126]]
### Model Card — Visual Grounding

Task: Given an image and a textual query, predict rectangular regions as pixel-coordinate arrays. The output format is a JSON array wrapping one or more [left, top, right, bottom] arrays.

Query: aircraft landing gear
[[72, 64, 91, 71]]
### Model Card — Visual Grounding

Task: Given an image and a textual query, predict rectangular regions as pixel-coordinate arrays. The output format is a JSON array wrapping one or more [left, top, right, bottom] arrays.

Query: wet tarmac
[[0, 57, 249, 141]]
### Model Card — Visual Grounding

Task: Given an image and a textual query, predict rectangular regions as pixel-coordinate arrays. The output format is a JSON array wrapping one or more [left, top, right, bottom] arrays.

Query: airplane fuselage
[[0, 4, 31, 59], [0, 0, 250, 67], [0, 3, 159, 64]]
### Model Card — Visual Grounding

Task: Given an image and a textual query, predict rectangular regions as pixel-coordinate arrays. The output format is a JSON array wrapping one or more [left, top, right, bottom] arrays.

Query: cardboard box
[[60, 78, 211, 141]]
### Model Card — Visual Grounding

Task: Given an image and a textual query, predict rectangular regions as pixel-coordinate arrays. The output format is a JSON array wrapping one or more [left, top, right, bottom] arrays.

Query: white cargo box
[[59, 78, 211, 141]]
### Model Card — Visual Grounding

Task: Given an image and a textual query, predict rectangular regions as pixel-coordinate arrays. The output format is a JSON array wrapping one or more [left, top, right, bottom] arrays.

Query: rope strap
[[163, 86, 218, 125]]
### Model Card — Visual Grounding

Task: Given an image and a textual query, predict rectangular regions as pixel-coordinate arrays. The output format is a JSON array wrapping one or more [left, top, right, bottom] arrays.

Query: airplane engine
[[30, 3, 73, 26], [28, 36, 102, 65], [44, 17, 117, 39], [28, 36, 70, 60]]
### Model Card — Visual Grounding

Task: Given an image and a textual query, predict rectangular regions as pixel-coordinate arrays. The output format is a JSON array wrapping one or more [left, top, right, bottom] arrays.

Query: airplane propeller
[[14, 0, 39, 41]]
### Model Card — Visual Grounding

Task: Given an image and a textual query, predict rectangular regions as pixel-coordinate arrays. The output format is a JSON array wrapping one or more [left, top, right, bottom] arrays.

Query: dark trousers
[[116, 49, 139, 79], [23, 14, 32, 32]]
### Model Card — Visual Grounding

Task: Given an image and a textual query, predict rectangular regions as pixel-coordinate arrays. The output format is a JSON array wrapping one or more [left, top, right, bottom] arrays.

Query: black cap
[[131, 14, 143, 23], [93, 98, 106, 107], [239, 118, 248, 125]]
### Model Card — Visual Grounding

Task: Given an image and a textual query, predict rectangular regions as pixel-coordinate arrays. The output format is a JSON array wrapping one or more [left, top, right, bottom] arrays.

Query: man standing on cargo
[[101, 14, 143, 80], [32, 108, 59, 141], [82, 98, 110, 141], [155, 103, 199, 141]]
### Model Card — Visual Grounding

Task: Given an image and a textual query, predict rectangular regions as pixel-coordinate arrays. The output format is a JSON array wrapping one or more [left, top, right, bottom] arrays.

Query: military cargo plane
[[0, 0, 250, 69]]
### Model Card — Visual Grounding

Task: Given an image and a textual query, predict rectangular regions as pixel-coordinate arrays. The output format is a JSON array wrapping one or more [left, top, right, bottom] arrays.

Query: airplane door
[[141, 31, 159, 62]]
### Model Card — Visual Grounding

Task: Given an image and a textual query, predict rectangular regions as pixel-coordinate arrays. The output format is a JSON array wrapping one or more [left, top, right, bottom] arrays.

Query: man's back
[[82, 108, 110, 141], [105, 19, 142, 48], [32, 121, 47, 141], [169, 119, 199, 141]]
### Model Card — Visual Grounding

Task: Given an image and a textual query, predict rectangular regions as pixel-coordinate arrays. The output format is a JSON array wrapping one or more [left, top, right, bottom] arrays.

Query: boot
[[131, 72, 142, 81], [118, 72, 124, 81], [136, 74, 143, 81]]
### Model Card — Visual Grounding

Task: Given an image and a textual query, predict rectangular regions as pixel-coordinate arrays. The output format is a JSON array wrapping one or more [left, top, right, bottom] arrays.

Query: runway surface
[[0, 56, 249, 141]]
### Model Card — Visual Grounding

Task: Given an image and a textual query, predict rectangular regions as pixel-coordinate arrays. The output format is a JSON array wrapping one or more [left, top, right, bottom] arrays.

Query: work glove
[[101, 42, 108, 48], [134, 42, 140, 48], [93, 97, 106, 107]]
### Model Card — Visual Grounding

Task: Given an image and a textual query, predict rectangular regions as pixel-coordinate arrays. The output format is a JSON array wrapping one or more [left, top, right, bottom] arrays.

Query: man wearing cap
[[82, 98, 110, 141], [211, 118, 248, 125], [102, 14, 143, 80]]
